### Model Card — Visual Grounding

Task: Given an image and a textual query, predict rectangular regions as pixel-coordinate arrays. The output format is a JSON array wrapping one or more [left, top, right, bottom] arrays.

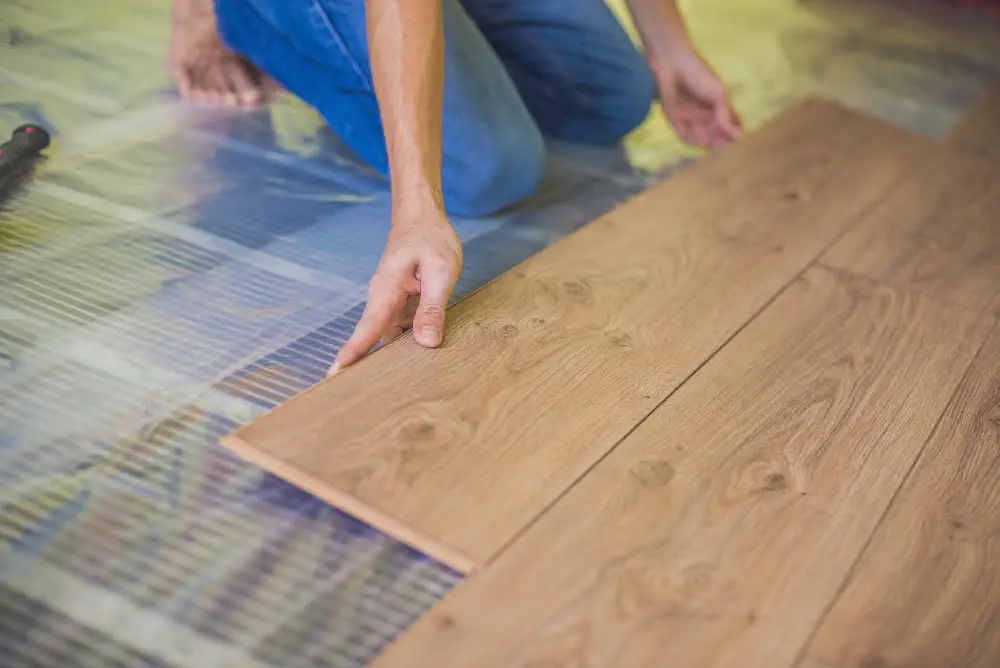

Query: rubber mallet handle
[[0, 124, 51, 182]]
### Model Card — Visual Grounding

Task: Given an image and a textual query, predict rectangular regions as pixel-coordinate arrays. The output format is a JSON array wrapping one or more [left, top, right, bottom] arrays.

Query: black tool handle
[[0, 124, 51, 181]]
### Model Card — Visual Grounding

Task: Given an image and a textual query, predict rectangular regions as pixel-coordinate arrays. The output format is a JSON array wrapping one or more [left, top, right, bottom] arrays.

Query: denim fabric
[[214, 0, 654, 216]]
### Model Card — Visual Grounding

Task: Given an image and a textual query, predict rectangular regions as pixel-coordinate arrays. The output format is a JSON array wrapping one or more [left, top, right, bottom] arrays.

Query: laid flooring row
[[223, 88, 1000, 667], [223, 97, 932, 572]]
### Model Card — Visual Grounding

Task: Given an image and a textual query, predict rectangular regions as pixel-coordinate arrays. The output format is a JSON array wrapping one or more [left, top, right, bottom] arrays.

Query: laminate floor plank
[[822, 147, 1000, 318], [798, 323, 1000, 668], [222, 98, 931, 573], [947, 85, 1000, 160], [373, 265, 994, 668]]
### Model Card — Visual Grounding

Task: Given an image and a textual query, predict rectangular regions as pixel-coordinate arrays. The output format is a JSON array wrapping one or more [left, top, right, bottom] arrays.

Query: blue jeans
[[214, 0, 654, 216]]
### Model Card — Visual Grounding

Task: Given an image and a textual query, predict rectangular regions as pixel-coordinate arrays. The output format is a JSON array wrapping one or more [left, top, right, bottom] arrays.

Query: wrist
[[646, 26, 693, 65], [391, 179, 446, 224]]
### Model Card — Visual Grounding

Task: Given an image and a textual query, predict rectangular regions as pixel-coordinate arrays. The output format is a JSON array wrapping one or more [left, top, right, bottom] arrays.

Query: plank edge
[[218, 433, 480, 574], [943, 84, 1000, 147]]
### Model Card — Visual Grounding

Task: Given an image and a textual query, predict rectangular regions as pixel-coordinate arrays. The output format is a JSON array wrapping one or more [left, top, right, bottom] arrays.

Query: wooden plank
[[222, 98, 931, 573], [947, 85, 1000, 160], [373, 264, 994, 668], [823, 147, 1000, 317], [798, 322, 1000, 668]]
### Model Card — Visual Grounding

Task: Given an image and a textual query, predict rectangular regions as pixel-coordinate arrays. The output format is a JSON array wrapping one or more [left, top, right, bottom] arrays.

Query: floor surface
[[1, 0, 999, 666], [369, 99, 1000, 666]]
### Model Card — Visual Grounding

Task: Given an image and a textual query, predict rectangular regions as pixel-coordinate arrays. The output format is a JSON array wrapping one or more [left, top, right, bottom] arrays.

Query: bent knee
[[546, 59, 655, 146], [442, 127, 546, 218], [606, 63, 655, 141]]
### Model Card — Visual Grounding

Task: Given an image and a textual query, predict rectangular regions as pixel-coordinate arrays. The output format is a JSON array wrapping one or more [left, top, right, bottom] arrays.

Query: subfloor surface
[[1, 1, 999, 666]]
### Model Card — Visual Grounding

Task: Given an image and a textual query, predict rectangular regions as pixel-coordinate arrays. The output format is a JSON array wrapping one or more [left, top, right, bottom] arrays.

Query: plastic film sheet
[[1, 0, 998, 665]]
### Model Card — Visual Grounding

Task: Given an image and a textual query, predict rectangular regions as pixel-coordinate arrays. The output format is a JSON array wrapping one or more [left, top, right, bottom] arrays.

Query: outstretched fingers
[[330, 283, 403, 376], [222, 60, 264, 107], [713, 98, 742, 142], [173, 56, 265, 108]]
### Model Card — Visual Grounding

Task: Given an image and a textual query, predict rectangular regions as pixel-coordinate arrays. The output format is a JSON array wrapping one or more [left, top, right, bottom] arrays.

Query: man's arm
[[625, 0, 741, 148], [624, 0, 693, 61], [167, 0, 267, 107], [332, 0, 462, 373], [367, 0, 446, 213]]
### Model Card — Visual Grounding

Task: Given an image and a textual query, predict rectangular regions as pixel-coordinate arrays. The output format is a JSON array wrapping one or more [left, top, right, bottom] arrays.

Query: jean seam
[[308, 0, 373, 93]]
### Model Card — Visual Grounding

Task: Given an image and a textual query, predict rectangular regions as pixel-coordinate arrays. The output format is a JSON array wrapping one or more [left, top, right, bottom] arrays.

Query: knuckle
[[427, 255, 461, 279], [366, 278, 401, 305], [424, 255, 452, 272], [368, 271, 391, 291], [419, 303, 445, 318]]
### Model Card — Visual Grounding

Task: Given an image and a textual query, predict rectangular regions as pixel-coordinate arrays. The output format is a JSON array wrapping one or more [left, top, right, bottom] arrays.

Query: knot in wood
[[630, 460, 675, 487], [402, 421, 436, 441], [763, 472, 788, 491], [562, 279, 592, 301], [859, 654, 888, 668], [604, 328, 632, 348], [435, 613, 456, 629], [782, 187, 808, 202], [500, 323, 519, 337]]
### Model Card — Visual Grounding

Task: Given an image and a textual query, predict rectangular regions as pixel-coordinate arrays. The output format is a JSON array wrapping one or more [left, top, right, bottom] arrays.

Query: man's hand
[[167, 0, 268, 108], [327, 0, 452, 376], [330, 207, 462, 375], [651, 48, 742, 150], [625, 0, 741, 150]]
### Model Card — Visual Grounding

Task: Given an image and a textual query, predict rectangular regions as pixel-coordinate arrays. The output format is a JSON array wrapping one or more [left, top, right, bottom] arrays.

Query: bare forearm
[[172, 0, 214, 22], [366, 0, 445, 215], [625, 0, 693, 60]]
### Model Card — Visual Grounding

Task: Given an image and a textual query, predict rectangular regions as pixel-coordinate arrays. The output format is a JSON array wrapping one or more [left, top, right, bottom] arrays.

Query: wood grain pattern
[[947, 85, 1000, 160], [222, 98, 931, 572], [822, 146, 1000, 318], [798, 323, 1000, 668], [373, 265, 994, 668]]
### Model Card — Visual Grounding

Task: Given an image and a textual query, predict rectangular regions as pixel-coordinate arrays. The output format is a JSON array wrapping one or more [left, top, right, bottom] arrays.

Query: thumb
[[412, 262, 455, 348]]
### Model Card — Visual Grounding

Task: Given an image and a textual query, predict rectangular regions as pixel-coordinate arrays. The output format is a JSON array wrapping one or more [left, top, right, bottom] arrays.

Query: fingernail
[[422, 326, 440, 344], [327, 362, 340, 377]]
